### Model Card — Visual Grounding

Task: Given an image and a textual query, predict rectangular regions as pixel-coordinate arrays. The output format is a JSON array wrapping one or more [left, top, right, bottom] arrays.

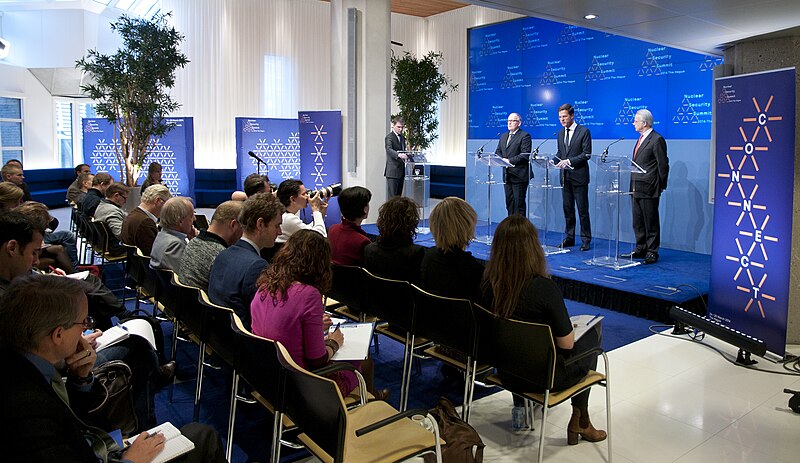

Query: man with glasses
[[94, 183, 129, 240], [121, 184, 172, 255], [496, 112, 532, 216], [555, 103, 593, 251], [0, 274, 227, 463], [621, 109, 669, 264], [385, 116, 409, 198]]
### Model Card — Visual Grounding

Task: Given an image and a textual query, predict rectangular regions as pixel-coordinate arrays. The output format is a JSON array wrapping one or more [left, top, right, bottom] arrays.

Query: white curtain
[[163, 0, 519, 169]]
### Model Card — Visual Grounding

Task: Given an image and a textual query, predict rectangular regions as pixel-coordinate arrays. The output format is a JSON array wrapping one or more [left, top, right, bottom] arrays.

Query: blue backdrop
[[234, 117, 300, 189], [81, 117, 195, 198], [709, 68, 796, 356], [298, 111, 343, 228], [466, 17, 720, 254]]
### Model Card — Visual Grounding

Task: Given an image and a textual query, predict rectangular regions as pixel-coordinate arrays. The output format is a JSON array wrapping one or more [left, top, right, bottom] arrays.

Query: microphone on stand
[[248, 150, 267, 165], [533, 131, 558, 158], [601, 137, 625, 162], [476, 132, 504, 157]]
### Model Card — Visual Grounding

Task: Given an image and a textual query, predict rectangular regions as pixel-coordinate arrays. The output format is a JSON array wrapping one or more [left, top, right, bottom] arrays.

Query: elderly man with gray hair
[[121, 184, 172, 255], [149, 197, 196, 271]]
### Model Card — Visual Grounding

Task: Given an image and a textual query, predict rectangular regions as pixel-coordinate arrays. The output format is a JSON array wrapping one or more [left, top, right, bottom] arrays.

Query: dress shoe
[[644, 252, 659, 264], [580, 242, 591, 251], [559, 239, 575, 248], [371, 388, 392, 402], [620, 249, 646, 259], [155, 361, 177, 389]]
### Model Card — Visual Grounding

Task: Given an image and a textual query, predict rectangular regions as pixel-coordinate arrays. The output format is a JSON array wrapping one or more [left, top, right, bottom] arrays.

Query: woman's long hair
[[482, 215, 548, 318], [256, 229, 332, 300]]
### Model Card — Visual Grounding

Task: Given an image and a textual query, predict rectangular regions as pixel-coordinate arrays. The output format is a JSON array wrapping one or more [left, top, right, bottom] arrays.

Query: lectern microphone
[[248, 150, 267, 165], [533, 131, 558, 156], [476, 132, 503, 156], [601, 137, 625, 162]]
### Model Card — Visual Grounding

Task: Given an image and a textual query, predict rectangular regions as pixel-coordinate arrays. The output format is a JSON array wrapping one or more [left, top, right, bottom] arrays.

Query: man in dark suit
[[555, 103, 593, 251], [622, 109, 669, 264], [0, 274, 226, 463], [208, 193, 284, 328], [384, 116, 408, 198], [496, 112, 532, 216]]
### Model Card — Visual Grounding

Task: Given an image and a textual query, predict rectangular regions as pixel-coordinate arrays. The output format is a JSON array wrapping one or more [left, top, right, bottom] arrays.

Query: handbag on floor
[[423, 396, 484, 463], [86, 360, 138, 435]]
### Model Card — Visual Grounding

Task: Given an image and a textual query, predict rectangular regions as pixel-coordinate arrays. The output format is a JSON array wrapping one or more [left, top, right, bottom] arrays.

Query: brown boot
[[567, 405, 607, 445]]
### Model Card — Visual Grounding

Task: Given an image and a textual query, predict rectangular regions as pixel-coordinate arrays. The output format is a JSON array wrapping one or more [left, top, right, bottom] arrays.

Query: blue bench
[[195, 169, 237, 207], [429, 165, 465, 199], [26, 168, 74, 208]]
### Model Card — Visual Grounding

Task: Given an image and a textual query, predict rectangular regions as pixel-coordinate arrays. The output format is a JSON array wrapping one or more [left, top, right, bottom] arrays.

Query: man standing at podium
[[496, 112, 532, 216], [385, 116, 408, 198], [555, 103, 593, 251], [622, 109, 669, 264]]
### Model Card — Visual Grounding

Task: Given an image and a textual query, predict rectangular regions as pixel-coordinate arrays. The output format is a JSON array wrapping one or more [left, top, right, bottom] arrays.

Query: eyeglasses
[[72, 316, 95, 330], [507, 119, 521, 123]]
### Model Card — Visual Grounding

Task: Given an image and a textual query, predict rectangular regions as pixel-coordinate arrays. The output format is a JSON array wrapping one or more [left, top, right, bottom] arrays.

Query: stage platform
[[362, 222, 710, 322]]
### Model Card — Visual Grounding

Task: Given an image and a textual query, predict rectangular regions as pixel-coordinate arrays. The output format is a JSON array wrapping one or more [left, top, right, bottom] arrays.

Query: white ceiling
[[466, 0, 800, 54]]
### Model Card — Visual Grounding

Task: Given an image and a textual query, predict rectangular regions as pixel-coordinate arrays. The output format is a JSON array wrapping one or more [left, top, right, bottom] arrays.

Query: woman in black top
[[482, 215, 606, 445], [364, 196, 425, 283]]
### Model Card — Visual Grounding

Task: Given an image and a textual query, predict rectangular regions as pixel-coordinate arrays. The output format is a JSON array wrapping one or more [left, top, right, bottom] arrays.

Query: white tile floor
[[297, 331, 800, 463]]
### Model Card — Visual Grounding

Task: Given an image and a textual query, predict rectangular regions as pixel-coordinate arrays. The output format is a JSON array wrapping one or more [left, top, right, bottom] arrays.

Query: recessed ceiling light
[[584, 14, 598, 20]]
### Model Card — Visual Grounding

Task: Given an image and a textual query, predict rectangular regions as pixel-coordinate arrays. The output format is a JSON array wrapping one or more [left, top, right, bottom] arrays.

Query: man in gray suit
[[384, 116, 408, 198], [150, 197, 196, 272], [555, 103, 593, 251]]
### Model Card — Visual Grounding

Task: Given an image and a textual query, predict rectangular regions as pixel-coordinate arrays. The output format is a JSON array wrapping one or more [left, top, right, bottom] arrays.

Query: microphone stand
[[248, 151, 267, 175], [601, 137, 625, 162]]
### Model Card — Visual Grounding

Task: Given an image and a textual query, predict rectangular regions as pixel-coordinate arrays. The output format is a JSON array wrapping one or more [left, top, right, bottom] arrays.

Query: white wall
[[0, 62, 55, 169]]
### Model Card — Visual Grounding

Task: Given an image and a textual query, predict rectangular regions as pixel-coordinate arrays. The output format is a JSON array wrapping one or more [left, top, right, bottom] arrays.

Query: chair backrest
[[156, 268, 178, 318], [411, 284, 478, 358], [123, 244, 143, 284], [198, 290, 237, 367], [135, 248, 161, 300], [362, 268, 415, 332], [91, 219, 113, 253], [276, 342, 348, 462], [170, 273, 208, 342], [328, 264, 368, 313], [473, 304, 557, 390], [230, 313, 284, 412]]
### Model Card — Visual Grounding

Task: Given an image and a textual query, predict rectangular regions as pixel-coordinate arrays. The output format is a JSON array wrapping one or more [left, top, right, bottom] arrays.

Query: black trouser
[[562, 181, 591, 244], [504, 181, 528, 216], [387, 177, 403, 198], [632, 196, 661, 253]]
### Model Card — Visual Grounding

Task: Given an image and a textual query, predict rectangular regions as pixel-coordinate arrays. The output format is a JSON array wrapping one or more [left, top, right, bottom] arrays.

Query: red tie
[[633, 134, 644, 158]]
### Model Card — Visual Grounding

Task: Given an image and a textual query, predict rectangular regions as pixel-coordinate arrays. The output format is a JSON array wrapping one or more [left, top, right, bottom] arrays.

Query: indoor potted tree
[[76, 13, 189, 189], [391, 51, 457, 151]]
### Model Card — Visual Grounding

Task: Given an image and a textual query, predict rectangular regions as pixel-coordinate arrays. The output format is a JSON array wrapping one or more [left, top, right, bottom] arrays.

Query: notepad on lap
[[571, 314, 604, 342], [94, 326, 129, 351], [126, 422, 195, 463], [329, 322, 375, 361]]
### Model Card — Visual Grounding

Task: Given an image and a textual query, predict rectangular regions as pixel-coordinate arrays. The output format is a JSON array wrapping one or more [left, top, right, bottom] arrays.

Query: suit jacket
[[630, 129, 669, 198], [495, 129, 533, 184], [208, 239, 268, 328], [79, 188, 104, 217], [94, 200, 127, 240], [121, 207, 158, 255], [556, 124, 592, 185], [1, 348, 103, 463], [384, 130, 407, 179], [150, 228, 188, 272]]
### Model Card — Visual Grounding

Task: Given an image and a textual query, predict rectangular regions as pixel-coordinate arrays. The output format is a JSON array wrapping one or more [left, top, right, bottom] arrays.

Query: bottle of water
[[511, 406, 528, 431]]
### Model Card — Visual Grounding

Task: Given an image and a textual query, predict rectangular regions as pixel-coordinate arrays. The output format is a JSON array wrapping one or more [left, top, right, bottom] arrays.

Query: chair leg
[[538, 393, 550, 463], [403, 336, 416, 412], [604, 352, 612, 463], [225, 371, 239, 461], [399, 335, 411, 412], [193, 341, 206, 422], [461, 359, 474, 422], [270, 411, 284, 463], [168, 320, 180, 403]]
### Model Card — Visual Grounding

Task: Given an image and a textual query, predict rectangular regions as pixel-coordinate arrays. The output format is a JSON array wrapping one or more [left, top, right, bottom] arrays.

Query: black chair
[[362, 269, 431, 411], [327, 264, 369, 321], [473, 304, 611, 463], [275, 342, 444, 463], [167, 274, 207, 408], [132, 248, 163, 319], [410, 284, 490, 422]]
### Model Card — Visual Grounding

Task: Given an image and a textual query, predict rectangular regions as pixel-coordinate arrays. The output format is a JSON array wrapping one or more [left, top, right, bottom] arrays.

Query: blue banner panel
[[468, 16, 721, 140], [81, 117, 195, 198], [234, 118, 300, 190], [709, 68, 796, 356], [298, 111, 343, 228]]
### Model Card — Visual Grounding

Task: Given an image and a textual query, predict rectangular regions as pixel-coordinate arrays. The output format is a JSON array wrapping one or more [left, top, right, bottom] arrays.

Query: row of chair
[[122, 244, 445, 462], [325, 264, 613, 463]]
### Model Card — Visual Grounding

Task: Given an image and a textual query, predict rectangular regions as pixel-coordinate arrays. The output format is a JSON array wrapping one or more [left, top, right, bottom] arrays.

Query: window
[[0, 96, 23, 165], [53, 99, 98, 168]]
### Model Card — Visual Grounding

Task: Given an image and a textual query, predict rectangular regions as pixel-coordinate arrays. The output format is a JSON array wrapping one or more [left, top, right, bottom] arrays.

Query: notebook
[[329, 322, 375, 361], [126, 422, 194, 463]]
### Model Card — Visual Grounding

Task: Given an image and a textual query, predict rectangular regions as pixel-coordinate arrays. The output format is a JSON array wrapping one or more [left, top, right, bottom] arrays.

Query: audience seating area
[[195, 169, 237, 207]]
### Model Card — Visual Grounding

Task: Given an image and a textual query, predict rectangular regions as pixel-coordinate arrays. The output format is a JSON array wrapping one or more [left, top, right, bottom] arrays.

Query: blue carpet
[[127, 296, 655, 463]]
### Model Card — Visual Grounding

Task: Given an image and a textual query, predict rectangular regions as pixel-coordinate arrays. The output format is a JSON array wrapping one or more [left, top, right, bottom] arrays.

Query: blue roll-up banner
[[81, 117, 195, 199], [234, 118, 300, 190], [297, 111, 343, 228], [709, 68, 796, 356]]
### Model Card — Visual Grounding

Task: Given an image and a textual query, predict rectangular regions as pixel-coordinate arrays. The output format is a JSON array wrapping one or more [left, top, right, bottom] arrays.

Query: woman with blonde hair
[[421, 196, 484, 303], [482, 215, 606, 442], [0, 181, 24, 211]]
